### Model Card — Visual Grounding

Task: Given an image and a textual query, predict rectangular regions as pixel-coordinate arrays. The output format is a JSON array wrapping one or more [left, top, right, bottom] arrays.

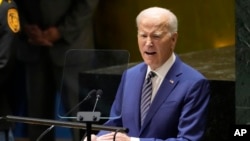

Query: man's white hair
[[136, 7, 178, 33]]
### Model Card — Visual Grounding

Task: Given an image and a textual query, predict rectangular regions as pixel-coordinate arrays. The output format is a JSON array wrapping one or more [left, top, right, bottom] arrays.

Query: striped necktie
[[140, 71, 156, 126]]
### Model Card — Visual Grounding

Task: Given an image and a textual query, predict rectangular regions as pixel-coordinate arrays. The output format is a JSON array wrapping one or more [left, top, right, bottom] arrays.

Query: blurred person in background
[[0, 0, 20, 140], [13, 0, 99, 140]]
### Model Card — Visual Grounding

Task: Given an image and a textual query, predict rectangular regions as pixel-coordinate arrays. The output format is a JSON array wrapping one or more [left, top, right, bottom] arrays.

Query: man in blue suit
[[93, 7, 210, 141]]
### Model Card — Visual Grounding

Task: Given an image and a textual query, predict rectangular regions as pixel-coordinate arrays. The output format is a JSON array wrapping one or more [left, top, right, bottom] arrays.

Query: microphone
[[92, 89, 103, 112], [96, 89, 103, 99], [81, 89, 103, 141], [64, 89, 97, 116], [36, 89, 97, 141]]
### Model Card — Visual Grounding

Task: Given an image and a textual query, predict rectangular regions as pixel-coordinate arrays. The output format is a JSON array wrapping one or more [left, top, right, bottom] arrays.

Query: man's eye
[[140, 35, 147, 38], [153, 35, 160, 39]]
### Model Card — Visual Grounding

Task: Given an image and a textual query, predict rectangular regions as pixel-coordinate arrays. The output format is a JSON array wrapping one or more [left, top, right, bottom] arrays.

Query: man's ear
[[171, 32, 178, 50], [171, 32, 178, 42]]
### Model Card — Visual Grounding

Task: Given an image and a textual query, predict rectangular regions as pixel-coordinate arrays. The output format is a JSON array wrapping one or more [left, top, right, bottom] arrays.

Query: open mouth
[[145, 51, 156, 55]]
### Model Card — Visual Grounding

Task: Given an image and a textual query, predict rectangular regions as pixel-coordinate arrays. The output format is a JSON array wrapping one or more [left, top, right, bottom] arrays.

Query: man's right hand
[[84, 134, 97, 141], [24, 24, 53, 47]]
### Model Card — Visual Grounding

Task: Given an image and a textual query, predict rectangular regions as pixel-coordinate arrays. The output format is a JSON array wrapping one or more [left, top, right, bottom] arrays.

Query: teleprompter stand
[[77, 111, 101, 141], [4, 115, 128, 141]]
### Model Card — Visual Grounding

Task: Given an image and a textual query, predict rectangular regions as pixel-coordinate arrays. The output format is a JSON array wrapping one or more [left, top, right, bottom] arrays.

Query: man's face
[[137, 17, 177, 70]]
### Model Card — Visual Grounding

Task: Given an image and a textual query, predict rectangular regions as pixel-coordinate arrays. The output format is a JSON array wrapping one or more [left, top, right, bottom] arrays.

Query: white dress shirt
[[146, 53, 176, 102]]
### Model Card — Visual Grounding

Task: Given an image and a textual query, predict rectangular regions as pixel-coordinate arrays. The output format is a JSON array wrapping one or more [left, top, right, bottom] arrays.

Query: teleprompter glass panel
[[57, 49, 129, 124]]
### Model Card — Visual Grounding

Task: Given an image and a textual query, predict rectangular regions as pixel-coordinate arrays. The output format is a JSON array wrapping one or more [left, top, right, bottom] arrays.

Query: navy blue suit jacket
[[100, 55, 210, 141]]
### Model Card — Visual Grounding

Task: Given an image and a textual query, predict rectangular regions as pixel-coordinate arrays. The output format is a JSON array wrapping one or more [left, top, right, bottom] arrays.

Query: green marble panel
[[236, 0, 250, 125]]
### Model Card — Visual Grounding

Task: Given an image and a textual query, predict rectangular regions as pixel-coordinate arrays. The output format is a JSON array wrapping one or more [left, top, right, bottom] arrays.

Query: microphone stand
[[77, 89, 103, 141], [77, 112, 101, 141], [35, 89, 97, 141]]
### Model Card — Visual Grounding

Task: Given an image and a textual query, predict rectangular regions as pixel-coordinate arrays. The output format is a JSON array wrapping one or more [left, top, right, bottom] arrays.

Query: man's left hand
[[97, 132, 130, 141]]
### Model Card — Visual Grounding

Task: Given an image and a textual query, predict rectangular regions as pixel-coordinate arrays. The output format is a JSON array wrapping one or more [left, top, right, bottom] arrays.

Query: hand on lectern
[[84, 134, 97, 141], [97, 132, 131, 141]]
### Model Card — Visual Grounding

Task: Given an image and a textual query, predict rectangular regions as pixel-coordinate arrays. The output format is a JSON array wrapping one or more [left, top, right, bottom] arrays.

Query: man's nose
[[145, 37, 153, 47]]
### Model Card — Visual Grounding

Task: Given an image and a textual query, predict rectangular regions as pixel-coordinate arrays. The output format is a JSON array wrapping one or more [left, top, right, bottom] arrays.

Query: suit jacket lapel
[[140, 56, 183, 133], [129, 64, 147, 131]]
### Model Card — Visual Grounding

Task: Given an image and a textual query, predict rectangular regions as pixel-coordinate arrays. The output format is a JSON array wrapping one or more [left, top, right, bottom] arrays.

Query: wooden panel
[[93, 0, 235, 62]]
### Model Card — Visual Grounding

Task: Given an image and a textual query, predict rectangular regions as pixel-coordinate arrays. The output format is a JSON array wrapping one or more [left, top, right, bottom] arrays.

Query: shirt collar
[[147, 53, 176, 79]]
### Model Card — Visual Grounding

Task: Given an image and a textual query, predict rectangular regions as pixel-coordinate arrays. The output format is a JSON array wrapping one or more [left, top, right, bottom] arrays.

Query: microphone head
[[87, 89, 97, 99], [96, 89, 103, 99]]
